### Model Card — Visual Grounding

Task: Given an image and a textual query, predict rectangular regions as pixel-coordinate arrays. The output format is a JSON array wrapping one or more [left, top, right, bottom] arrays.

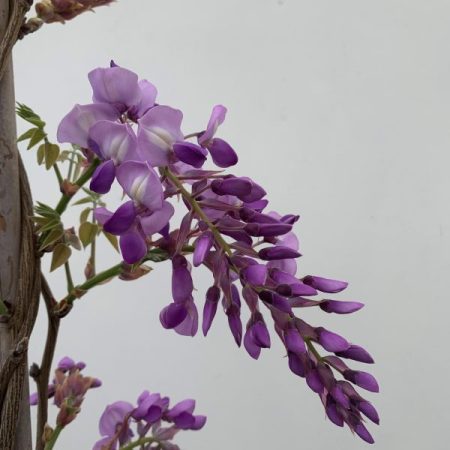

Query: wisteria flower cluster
[[56, 62, 379, 444], [94, 391, 206, 450], [30, 357, 101, 428]]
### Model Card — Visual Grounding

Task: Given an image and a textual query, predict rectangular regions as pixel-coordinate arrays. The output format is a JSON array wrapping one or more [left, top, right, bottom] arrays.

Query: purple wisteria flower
[[30, 357, 101, 427], [58, 63, 379, 444], [94, 391, 206, 449]]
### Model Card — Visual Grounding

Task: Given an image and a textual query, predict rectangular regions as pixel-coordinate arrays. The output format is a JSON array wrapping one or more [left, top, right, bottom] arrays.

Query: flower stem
[[44, 425, 63, 450], [119, 436, 159, 450], [55, 159, 100, 215], [163, 168, 232, 257], [305, 338, 323, 362], [64, 261, 74, 293]]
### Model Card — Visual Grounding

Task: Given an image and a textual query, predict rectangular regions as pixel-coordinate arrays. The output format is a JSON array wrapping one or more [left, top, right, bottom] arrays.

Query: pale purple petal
[[174, 301, 198, 337], [88, 67, 140, 111], [319, 300, 364, 314], [303, 275, 348, 293], [116, 161, 163, 211], [193, 231, 214, 267], [103, 201, 136, 235], [198, 104, 227, 146], [137, 105, 184, 166], [317, 328, 350, 353], [160, 303, 188, 329], [139, 201, 175, 236], [135, 79, 158, 117], [57, 103, 118, 148], [336, 344, 374, 364], [208, 138, 238, 168], [99, 401, 134, 436]]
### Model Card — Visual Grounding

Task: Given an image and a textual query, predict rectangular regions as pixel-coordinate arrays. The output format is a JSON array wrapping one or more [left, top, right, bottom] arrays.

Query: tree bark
[[0, 1, 40, 448]]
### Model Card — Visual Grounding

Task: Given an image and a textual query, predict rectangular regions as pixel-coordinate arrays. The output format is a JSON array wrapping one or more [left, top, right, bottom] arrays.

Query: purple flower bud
[[317, 328, 350, 353], [193, 231, 214, 267], [284, 329, 306, 354], [330, 385, 350, 409], [160, 303, 188, 329], [303, 276, 348, 293], [241, 264, 267, 285], [288, 352, 306, 377], [202, 286, 220, 336], [344, 370, 379, 393], [319, 300, 364, 314], [245, 222, 292, 237], [355, 423, 375, 444], [211, 177, 252, 198], [57, 356, 75, 372], [120, 230, 147, 264], [325, 400, 344, 427], [306, 369, 324, 393], [239, 180, 266, 203], [258, 246, 301, 261], [208, 138, 238, 168], [358, 401, 380, 425], [173, 142, 208, 168], [239, 207, 279, 224], [336, 344, 374, 364], [226, 304, 242, 347]]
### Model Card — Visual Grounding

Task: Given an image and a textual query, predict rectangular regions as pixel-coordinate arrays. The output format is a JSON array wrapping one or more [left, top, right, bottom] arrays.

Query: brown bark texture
[[0, 1, 40, 449]]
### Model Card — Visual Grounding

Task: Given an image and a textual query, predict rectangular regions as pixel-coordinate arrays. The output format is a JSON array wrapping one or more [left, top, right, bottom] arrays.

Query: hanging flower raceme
[[30, 357, 101, 427], [57, 63, 379, 444], [93, 391, 206, 450]]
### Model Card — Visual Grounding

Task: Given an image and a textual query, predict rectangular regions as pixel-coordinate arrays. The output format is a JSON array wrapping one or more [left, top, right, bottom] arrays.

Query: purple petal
[[160, 303, 188, 329], [116, 161, 163, 211], [284, 329, 306, 354], [330, 385, 350, 409], [94, 207, 113, 226], [303, 275, 348, 293], [202, 286, 220, 336], [242, 264, 267, 285], [355, 423, 375, 444], [344, 370, 379, 393], [193, 231, 214, 267], [103, 201, 136, 235], [244, 328, 261, 359], [88, 66, 141, 111], [90, 160, 116, 194], [288, 352, 306, 377], [258, 246, 301, 261], [120, 230, 147, 264], [167, 399, 196, 419], [191, 415, 207, 430], [134, 79, 158, 117], [173, 142, 207, 168], [99, 401, 134, 436], [336, 344, 374, 364], [317, 328, 350, 353], [306, 370, 324, 393], [172, 255, 193, 303], [227, 305, 242, 347], [211, 177, 252, 198], [139, 201, 175, 236], [245, 222, 292, 237], [29, 392, 38, 406], [174, 301, 198, 337], [208, 138, 238, 168], [198, 104, 227, 146], [57, 103, 118, 148], [239, 179, 266, 203], [319, 300, 364, 314], [57, 356, 75, 372], [325, 402, 344, 427], [137, 105, 184, 166], [88, 121, 138, 163], [358, 401, 380, 424], [251, 321, 271, 348]]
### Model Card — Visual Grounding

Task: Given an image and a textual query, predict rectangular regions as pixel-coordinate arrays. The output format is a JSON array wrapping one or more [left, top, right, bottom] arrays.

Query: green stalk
[[119, 436, 160, 450], [55, 159, 100, 215], [164, 168, 232, 256], [44, 425, 63, 450]]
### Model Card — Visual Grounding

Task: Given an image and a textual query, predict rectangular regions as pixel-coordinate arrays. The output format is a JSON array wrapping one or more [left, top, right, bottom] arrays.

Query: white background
[[12, 0, 450, 449]]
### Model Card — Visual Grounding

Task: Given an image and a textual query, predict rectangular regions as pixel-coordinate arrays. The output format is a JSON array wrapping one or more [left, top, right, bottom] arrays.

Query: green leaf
[[103, 231, 119, 252], [50, 243, 72, 272], [79, 222, 98, 248], [27, 129, 46, 150], [37, 218, 61, 234], [37, 144, 45, 165], [39, 227, 64, 251], [35, 202, 60, 219], [79, 207, 92, 224], [44, 143, 60, 170], [16, 103, 46, 128], [17, 128, 38, 143], [72, 196, 93, 206]]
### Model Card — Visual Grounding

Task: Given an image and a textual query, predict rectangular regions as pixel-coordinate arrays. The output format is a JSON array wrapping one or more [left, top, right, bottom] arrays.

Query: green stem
[[53, 163, 63, 186], [119, 436, 159, 450], [164, 168, 232, 256], [55, 159, 100, 215], [44, 425, 63, 450], [64, 261, 74, 293], [90, 200, 97, 276]]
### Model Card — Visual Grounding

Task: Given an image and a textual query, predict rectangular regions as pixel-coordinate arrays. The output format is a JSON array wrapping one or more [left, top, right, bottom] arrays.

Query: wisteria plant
[[0, 1, 379, 450]]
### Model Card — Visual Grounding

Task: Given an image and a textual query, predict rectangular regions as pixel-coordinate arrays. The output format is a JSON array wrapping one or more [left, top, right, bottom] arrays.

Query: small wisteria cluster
[[56, 62, 379, 443], [94, 392, 206, 450], [30, 357, 101, 428]]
